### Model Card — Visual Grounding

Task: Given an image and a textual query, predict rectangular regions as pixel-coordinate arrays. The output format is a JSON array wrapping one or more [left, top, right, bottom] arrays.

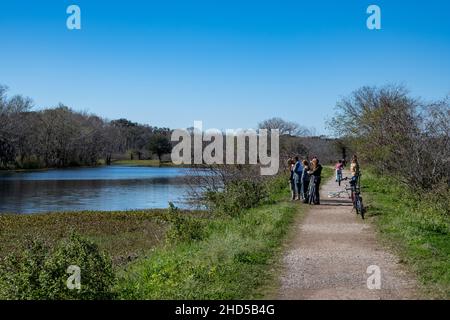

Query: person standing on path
[[288, 158, 296, 200], [308, 158, 323, 205], [335, 159, 343, 183], [350, 155, 361, 203], [350, 154, 360, 184], [293, 157, 303, 201], [300, 159, 310, 203]]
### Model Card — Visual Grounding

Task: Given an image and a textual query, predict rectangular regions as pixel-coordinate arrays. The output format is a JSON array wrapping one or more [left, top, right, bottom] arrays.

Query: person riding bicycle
[[335, 159, 343, 183]]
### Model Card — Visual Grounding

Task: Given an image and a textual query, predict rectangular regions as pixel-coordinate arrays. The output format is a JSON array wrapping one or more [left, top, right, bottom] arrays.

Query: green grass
[[322, 165, 333, 182], [116, 201, 299, 299], [363, 172, 450, 299]]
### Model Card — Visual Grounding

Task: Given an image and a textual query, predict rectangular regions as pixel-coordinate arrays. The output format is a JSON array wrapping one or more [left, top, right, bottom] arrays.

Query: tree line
[[0, 85, 172, 169], [1, 84, 344, 171], [329, 85, 449, 192]]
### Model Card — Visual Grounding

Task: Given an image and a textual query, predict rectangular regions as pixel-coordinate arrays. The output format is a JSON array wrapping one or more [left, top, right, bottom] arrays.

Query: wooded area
[[0, 85, 171, 169], [1, 85, 344, 171]]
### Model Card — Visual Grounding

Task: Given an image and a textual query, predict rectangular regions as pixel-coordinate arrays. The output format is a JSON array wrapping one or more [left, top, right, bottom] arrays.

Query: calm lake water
[[0, 166, 196, 214]]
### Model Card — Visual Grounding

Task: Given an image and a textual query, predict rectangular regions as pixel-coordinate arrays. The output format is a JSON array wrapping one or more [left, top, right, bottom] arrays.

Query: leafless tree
[[329, 85, 450, 190], [258, 117, 311, 136], [0, 85, 174, 169]]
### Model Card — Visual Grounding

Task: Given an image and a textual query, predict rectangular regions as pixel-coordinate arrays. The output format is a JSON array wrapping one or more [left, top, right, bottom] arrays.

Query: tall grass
[[363, 171, 450, 298]]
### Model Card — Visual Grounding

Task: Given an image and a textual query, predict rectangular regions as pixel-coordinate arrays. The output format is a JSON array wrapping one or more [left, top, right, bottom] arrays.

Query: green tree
[[148, 134, 172, 162]]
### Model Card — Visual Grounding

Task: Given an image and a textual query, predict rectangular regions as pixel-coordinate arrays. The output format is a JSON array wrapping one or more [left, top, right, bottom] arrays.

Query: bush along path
[[277, 171, 420, 300], [115, 175, 302, 299]]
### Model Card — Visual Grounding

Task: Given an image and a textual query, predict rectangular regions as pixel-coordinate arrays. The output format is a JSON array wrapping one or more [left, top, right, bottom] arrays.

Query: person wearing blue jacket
[[293, 157, 303, 201]]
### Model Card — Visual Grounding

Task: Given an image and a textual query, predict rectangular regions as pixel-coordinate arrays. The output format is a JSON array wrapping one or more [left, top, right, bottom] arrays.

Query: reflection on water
[[0, 166, 195, 214]]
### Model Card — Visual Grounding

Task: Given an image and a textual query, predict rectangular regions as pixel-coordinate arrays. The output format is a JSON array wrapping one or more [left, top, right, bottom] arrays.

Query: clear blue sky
[[1, 0, 449, 134]]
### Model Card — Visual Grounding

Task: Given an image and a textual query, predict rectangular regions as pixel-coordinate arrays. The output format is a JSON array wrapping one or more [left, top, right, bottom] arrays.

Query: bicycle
[[327, 189, 349, 199], [348, 175, 365, 219], [328, 176, 365, 219]]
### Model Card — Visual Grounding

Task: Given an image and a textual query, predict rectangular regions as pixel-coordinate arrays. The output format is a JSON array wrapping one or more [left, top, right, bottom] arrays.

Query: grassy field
[[363, 171, 450, 299], [117, 201, 299, 299], [0, 210, 169, 268]]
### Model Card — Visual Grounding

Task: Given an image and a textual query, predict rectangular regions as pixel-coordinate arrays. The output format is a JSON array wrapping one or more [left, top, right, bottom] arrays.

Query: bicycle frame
[[328, 189, 350, 198], [350, 174, 364, 218]]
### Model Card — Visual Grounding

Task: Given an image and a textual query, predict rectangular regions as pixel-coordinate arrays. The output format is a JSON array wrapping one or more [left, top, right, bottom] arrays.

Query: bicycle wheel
[[359, 196, 365, 219], [355, 195, 364, 218], [351, 190, 356, 209], [354, 196, 360, 215]]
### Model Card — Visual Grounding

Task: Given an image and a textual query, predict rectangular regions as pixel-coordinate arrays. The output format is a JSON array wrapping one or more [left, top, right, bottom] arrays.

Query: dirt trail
[[277, 172, 419, 300]]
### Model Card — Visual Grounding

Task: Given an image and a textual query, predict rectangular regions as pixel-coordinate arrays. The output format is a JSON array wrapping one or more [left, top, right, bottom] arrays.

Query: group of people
[[288, 156, 323, 205], [288, 154, 361, 205]]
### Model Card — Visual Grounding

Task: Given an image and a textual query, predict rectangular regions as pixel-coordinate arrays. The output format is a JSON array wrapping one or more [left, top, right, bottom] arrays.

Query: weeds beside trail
[[117, 166, 333, 299], [116, 178, 297, 299], [364, 172, 450, 299]]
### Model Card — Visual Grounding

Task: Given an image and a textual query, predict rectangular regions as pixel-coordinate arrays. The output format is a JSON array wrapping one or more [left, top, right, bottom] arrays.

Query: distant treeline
[[0, 85, 171, 169], [0, 85, 344, 170]]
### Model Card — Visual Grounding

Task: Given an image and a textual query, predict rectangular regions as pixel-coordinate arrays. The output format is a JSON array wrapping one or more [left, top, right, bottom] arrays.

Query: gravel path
[[277, 172, 419, 300]]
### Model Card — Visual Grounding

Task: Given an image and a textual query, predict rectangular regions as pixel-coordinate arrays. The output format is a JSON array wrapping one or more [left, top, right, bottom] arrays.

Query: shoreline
[[0, 160, 186, 173]]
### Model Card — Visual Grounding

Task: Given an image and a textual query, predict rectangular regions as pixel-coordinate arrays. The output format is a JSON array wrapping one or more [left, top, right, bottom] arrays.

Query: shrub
[[39, 233, 116, 300], [0, 239, 47, 300], [164, 203, 205, 244], [17, 156, 43, 169], [421, 181, 450, 217], [0, 234, 116, 300], [206, 180, 269, 217]]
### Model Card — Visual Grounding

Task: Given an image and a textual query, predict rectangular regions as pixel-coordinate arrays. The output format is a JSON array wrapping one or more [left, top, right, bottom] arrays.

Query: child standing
[[335, 160, 343, 184]]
